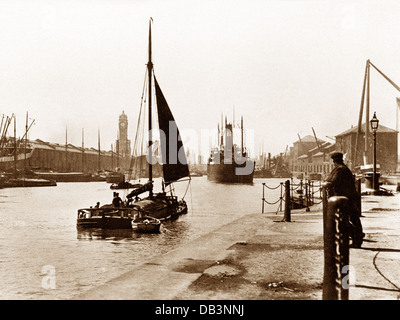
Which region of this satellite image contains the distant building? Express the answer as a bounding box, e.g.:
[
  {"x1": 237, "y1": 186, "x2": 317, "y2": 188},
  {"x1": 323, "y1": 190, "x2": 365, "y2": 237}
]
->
[
  {"x1": 288, "y1": 135, "x2": 326, "y2": 177},
  {"x1": 116, "y1": 111, "x2": 131, "y2": 159},
  {"x1": 289, "y1": 135, "x2": 336, "y2": 180},
  {"x1": 287, "y1": 122, "x2": 398, "y2": 180},
  {"x1": 0, "y1": 111, "x2": 134, "y2": 173},
  {"x1": 0, "y1": 139, "x2": 130, "y2": 173},
  {"x1": 335, "y1": 123, "x2": 398, "y2": 173}
]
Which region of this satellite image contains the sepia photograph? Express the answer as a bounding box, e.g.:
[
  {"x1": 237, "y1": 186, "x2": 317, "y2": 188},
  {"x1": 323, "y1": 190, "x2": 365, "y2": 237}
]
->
[{"x1": 1, "y1": 0, "x2": 400, "y2": 309}]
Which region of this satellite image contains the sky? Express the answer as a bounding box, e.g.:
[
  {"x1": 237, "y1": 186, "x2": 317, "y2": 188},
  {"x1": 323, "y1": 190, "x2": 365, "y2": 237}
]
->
[{"x1": 1, "y1": 0, "x2": 400, "y2": 160}]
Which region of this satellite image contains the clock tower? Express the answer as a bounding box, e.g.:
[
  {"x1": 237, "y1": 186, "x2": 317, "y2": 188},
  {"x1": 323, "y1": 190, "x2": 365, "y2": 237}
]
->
[{"x1": 116, "y1": 111, "x2": 131, "y2": 158}]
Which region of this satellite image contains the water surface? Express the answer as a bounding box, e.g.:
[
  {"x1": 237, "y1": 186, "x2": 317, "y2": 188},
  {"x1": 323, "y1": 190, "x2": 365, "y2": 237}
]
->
[{"x1": 0, "y1": 176, "x2": 286, "y2": 299}]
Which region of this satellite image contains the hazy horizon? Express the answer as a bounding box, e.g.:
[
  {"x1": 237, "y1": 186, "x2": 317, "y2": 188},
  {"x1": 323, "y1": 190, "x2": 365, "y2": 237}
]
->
[{"x1": 1, "y1": 0, "x2": 400, "y2": 159}]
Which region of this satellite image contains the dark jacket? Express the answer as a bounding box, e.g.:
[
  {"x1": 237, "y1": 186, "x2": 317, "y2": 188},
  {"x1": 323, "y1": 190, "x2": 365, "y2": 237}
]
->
[
  {"x1": 112, "y1": 196, "x2": 123, "y2": 207},
  {"x1": 326, "y1": 163, "x2": 357, "y2": 202}
]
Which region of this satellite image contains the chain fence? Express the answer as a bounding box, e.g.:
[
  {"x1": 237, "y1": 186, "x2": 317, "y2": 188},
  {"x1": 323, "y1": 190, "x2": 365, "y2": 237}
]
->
[{"x1": 261, "y1": 179, "x2": 323, "y2": 215}]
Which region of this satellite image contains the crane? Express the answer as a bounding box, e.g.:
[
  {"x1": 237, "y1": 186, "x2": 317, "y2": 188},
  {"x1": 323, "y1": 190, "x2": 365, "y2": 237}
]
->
[
  {"x1": 311, "y1": 127, "x2": 323, "y2": 153},
  {"x1": 297, "y1": 134, "x2": 307, "y2": 156},
  {"x1": 353, "y1": 60, "x2": 400, "y2": 168}
]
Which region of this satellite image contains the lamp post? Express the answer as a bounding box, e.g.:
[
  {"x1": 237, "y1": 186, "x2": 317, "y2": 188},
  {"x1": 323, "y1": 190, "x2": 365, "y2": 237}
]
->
[{"x1": 370, "y1": 112, "x2": 379, "y2": 192}]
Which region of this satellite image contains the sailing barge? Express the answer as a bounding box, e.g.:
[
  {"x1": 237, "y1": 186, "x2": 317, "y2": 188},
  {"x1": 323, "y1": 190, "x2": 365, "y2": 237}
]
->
[{"x1": 77, "y1": 18, "x2": 189, "y2": 229}]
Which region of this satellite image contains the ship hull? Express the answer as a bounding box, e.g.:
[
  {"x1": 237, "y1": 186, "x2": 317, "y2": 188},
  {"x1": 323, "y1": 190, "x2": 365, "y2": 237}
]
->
[
  {"x1": 1, "y1": 178, "x2": 57, "y2": 188},
  {"x1": 129, "y1": 196, "x2": 187, "y2": 222},
  {"x1": 77, "y1": 216, "x2": 133, "y2": 229},
  {"x1": 253, "y1": 169, "x2": 273, "y2": 178},
  {"x1": 207, "y1": 161, "x2": 254, "y2": 184}
]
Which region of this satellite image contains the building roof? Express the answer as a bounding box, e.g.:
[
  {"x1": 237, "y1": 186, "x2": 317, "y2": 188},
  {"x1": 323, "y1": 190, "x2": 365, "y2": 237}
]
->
[
  {"x1": 293, "y1": 135, "x2": 325, "y2": 144},
  {"x1": 312, "y1": 151, "x2": 325, "y2": 158},
  {"x1": 336, "y1": 123, "x2": 398, "y2": 137},
  {"x1": 31, "y1": 139, "x2": 111, "y2": 154},
  {"x1": 306, "y1": 140, "x2": 334, "y2": 155}
]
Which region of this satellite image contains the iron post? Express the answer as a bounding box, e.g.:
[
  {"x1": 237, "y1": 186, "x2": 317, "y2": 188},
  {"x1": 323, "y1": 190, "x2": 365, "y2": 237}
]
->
[
  {"x1": 283, "y1": 180, "x2": 291, "y2": 222},
  {"x1": 323, "y1": 196, "x2": 350, "y2": 300}
]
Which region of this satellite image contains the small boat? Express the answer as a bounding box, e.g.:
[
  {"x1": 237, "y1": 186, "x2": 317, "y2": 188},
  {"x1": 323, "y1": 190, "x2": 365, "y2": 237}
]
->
[
  {"x1": 129, "y1": 194, "x2": 185, "y2": 222},
  {"x1": 131, "y1": 215, "x2": 161, "y2": 233},
  {"x1": 1, "y1": 177, "x2": 57, "y2": 188},
  {"x1": 106, "y1": 171, "x2": 125, "y2": 184},
  {"x1": 189, "y1": 172, "x2": 203, "y2": 177},
  {"x1": 0, "y1": 169, "x2": 57, "y2": 188},
  {"x1": 176, "y1": 199, "x2": 188, "y2": 215},
  {"x1": 253, "y1": 168, "x2": 273, "y2": 178},
  {"x1": 76, "y1": 206, "x2": 135, "y2": 229},
  {"x1": 290, "y1": 195, "x2": 313, "y2": 209},
  {"x1": 110, "y1": 181, "x2": 142, "y2": 190}
]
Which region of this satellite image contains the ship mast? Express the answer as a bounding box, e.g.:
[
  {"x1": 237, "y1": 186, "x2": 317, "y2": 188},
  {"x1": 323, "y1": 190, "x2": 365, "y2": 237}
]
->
[
  {"x1": 24, "y1": 112, "x2": 28, "y2": 179},
  {"x1": 82, "y1": 128, "x2": 85, "y2": 173},
  {"x1": 65, "y1": 126, "x2": 68, "y2": 172},
  {"x1": 13, "y1": 114, "x2": 17, "y2": 178},
  {"x1": 241, "y1": 116, "x2": 244, "y2": 156},
  {"x1": 147, "y1": 18, "x2": 154, "y2": 197},
  {"x1": 98, "y1": 128, "x2": 101, "y2": 172}
]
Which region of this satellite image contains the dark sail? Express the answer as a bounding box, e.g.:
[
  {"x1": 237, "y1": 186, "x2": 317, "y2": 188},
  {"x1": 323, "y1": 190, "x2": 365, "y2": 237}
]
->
[{"x1": 154, "y1": 77, "x2": 189, "y2": 185}]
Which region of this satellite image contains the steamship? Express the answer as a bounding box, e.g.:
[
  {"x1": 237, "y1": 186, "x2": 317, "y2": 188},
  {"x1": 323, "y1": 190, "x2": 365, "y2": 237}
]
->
[{"x1": 207, "y1": 116, "x2": 254, "y2": 184}]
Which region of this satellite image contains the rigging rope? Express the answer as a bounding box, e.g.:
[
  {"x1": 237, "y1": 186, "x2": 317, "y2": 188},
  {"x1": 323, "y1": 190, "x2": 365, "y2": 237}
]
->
[
  {"x1": 182, "y1": 178, "x2": 191, "y2": 200},
  {"x1": 188, "y1": 179, "x2": 194, "y2": 214},
  {"x1": 129, "y1": 68, "x2": 148, "y2": 182}
]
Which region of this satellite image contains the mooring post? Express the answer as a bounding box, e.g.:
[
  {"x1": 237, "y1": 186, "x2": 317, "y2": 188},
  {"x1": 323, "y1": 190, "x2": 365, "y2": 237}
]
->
[
  {"x1": 299, "y1": 180, "x2": 303, "y2": 206},
  {"x1": 305, "y1": 181, "x2": 310, "y2": 212},
  {"x1": 355, "y1": 178, "x2": 362, "y2": 217},
  {"x1": 322, "y1": 183, "x2": 330, "y2": 237},
  {"x1": 323, "y1": 195, "x2": 350, "y2": 300},
  {"x1": 283, "y1": 180, "x2": 291, "y2": 222},
  {"x1": 262, "y1": 183, "x2": 265, "y2": 214},
  {"x1": 311, "y1": 180, "x2": 315, "y2": 204},
  {"x1": 319, "y1": 180, "x2": 323, "y2": 199}
]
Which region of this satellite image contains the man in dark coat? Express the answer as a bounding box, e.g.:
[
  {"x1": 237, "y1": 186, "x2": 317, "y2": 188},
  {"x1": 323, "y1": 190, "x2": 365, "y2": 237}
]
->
[
  {"x1": 112, "y1": 192, "x2": 123, "y2": 208},
  {"x1": 326, "y1": 152, "x2": 364, "y2": 247}
]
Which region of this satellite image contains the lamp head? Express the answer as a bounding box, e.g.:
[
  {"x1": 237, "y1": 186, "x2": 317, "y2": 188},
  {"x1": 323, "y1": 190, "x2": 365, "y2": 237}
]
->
[{"x1": 370, "y1": 112, "x2": 379, "y2": 132}]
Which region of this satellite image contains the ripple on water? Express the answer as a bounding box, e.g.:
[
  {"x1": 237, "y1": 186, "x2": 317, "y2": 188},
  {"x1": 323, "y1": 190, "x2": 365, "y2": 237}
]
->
[{"x1": 0, "y1": 178, "x2": 285, "y2": 299}]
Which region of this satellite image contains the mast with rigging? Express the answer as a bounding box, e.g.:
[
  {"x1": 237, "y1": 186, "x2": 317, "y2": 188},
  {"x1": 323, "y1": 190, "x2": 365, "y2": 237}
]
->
[{"x1": 147, "y1": 18, "x2": 154, "y2": 197}]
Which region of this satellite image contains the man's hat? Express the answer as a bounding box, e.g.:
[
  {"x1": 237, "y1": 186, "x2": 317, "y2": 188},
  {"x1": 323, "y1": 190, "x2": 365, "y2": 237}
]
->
[{"x1": 331, "y1": 152, "x2": 343, "y2": 162}]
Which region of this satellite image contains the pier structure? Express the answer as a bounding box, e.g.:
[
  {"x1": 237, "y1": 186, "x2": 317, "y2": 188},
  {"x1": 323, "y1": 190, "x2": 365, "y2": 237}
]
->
[{"x1": 0, "y1": 111, "x2": 135, "y2": 174}]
